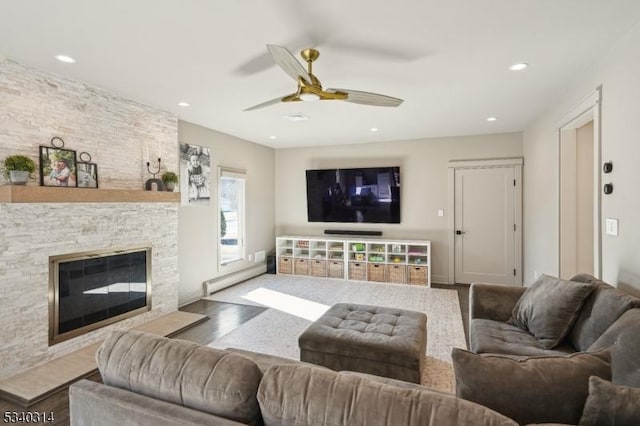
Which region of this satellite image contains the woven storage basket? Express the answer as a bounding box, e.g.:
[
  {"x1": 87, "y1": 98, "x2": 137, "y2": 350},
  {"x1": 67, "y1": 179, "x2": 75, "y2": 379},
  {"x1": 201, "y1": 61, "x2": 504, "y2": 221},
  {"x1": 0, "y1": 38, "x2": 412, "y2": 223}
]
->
[
  {"x1": 310, "y1": 259, "x2": 327, "y2": 277},
  {"x1": 278, "y1": 257, "x2": 293, "y2": 274},
  {"x1": 349, "y1": 262, "x2": 367, "y2": 281},
  {"x1": 328, "y1": 260, "x2": 344, "y2": 278},
  {"x1": 408, "y1": 266, "x2": 428, "y2": 285},
  {"x1": 294, "y1": 258, "x2": 310, "y2": 275},
  {"x1": 386, "y1": 264, "x2": 407, "y2": 284},
  {"x1": 367, "y1": 263, "x2": 386, "y2": 282}
]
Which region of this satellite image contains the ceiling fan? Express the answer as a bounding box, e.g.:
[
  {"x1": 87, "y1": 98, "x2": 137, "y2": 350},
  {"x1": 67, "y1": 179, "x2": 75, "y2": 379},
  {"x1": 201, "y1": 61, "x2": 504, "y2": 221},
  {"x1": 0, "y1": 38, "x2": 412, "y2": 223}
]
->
[{"x1": 244, "y1": 45, "x2": 404, "y2": 111}]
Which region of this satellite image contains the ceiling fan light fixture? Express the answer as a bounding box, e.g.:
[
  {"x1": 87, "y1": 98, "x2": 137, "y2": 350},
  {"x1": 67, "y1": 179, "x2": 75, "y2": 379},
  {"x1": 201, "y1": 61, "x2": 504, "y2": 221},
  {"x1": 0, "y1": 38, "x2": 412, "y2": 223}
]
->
[{"x1": 299, "y1": 93, "x2": 321, "y2": 102}]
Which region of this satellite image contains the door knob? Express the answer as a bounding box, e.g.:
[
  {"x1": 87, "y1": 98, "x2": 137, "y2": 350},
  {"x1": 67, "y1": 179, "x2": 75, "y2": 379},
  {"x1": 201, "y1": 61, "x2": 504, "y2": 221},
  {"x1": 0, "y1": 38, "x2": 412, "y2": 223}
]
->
[{"x1": 456, "y1": 230, "x2": 466, "y2": 235}]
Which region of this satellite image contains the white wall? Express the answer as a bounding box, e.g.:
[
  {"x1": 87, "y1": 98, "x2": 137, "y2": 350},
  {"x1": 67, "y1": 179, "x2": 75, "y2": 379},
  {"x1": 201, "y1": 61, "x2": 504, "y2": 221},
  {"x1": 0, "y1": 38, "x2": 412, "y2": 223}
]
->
[
  {"x1": 523, "y1": 21, "x2": 640, "y2": 294},
  {"x1": 177, "y1": 121, "x2": 275, "y2": 305},
  {"x1": 275, "y1": 133, "x2": 523, "y2": 284}
]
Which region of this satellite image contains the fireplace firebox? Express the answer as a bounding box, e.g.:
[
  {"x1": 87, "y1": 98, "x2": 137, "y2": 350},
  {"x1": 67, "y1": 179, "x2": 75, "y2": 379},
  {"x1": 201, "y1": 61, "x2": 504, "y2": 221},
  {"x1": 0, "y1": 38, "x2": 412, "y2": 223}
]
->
[{"x1": 49, "y1": 247, "x2": 151, "y2": 345}]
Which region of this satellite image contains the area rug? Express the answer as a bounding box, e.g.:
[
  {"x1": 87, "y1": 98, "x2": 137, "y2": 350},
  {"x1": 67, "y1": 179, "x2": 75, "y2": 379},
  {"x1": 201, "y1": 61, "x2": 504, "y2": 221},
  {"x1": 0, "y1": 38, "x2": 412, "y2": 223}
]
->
[{"x1": 204, "y1": 274, "x2": 466, "y2": 393}]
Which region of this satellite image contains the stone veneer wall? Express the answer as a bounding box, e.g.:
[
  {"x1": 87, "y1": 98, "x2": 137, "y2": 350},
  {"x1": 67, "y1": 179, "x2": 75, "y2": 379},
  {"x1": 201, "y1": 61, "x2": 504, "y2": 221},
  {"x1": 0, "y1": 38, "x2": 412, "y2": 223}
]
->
[
  {"x1": 0, "y1": 57, "x2": 178, "y2": 188},
  {"x1": 0, "y1": 58, "x2": 180, "y2": 379},
  {"x1": 0, "y1": 203, "x2": 179, "y2": 379}
]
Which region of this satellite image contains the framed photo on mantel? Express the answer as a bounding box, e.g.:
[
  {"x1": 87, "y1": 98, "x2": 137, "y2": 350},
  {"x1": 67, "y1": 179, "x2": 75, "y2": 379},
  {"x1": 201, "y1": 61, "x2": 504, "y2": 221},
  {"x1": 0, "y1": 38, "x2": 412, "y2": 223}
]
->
[
  {"x1": 39, "y1": 146, "x2": 77, "y2": 187},
  {"x1": 77, "y1": 162, "x2": 98, "y2": 188}
]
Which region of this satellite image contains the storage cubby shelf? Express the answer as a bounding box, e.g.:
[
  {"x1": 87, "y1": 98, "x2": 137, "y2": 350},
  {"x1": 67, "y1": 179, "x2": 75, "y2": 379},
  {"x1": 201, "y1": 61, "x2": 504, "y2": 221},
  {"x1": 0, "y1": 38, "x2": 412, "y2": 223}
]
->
[{"x1": 276, "y1": 236, "x2": 431, "y2": 286}]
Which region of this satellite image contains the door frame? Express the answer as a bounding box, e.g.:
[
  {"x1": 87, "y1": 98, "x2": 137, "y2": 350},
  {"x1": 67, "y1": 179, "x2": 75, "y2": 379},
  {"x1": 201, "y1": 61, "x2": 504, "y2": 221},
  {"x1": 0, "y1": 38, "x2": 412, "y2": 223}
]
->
[
  {"x1": 447, "y1": 158, "x2": 523, "y2": 285},
  {"x1": 557, "y1": 87, "x2": 602, "y2": 279}
]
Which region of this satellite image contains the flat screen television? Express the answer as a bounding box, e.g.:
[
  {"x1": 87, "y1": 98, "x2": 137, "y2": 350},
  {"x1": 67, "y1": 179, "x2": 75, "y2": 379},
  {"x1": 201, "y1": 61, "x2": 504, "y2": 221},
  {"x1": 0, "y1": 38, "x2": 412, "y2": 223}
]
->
[{"x1": 306, "y1": 167, "x2": 400, "y2": 223}]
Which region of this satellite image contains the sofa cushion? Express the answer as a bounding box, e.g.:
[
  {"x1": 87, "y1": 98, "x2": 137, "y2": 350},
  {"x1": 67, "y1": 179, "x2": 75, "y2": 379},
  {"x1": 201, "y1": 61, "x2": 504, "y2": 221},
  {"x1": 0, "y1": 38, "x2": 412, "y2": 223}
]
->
[
  {"x1": 97, "y1": 330, "x2": 263, "y2": 425},
  {"x1": 579, "y1": 376, "x2": 640, "y2": 426},
  {"x1": 470, "y1": 319, "x2": 575, "y2": 356},
  {"x1": 568, "y1": 276, "x2": 640, "y2": 351},
  {"x1": 510, "y1": 274, "x2": 595, "y2": 349},
  {"x1": 452, "y1": 348, "x2": 611, "y2": 426},
  {"x1": 588, "y1": 308, "x2": 640, "y2": 387},
  {"x1": 258, "y1": 364, "x2": 518, "y2": 426}
]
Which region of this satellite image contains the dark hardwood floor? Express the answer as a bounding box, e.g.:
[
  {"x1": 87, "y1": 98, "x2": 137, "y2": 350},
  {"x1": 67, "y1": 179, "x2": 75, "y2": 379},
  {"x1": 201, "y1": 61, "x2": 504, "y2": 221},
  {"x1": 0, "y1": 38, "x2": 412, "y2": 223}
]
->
[
  {"x1": 172, "y1": 300, "x2": 267, "y2": 344},
  {"x1": 0, "y1": 284, "x2": 469, "y2": 425}
]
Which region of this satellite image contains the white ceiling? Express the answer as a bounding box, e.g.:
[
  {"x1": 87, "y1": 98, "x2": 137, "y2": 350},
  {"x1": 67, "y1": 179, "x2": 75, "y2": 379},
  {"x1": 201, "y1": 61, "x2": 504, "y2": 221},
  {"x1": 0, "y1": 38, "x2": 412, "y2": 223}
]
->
[{"x1": 1, "y1": 1, "x2": 640, "y2": 149}]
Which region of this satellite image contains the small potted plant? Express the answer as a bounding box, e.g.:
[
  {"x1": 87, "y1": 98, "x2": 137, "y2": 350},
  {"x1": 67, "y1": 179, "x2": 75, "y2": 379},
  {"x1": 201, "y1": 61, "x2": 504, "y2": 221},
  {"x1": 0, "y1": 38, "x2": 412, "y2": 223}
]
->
[
  {"x1": 161, "y1": 171, "x2": 178, "y2": 192},
  {"x1": 2, "y1": 155, "x2": 36, "y2": 185}
]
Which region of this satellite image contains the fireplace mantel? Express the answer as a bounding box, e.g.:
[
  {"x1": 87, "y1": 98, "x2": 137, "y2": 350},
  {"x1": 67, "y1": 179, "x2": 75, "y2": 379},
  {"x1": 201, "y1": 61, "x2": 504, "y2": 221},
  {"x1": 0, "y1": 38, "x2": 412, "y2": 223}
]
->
[{"x1": 0, "y1": 185, "x2": 180, "y2": 203}]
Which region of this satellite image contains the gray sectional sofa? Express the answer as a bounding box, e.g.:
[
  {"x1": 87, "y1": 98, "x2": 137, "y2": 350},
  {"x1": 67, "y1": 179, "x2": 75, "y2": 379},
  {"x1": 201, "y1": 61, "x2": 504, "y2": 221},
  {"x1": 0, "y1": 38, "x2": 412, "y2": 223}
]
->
[
  {"x1": 469, "y1": 273, "x2": 640, "y2": 383},
  {"x1": 465, "y1": 273, "x2": 640, "y2": 424},
  {"x1": 69, "y1": 273, "x2": 640, "y2": 426},
  {"x1": 70, "y1": 330, "x2": 519, "y2": 426}
]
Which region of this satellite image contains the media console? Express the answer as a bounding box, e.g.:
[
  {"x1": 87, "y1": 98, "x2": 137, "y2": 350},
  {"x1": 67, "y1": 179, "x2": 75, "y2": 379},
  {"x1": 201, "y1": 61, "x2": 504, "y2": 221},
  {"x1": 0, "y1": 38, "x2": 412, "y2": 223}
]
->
[{"x1": 275, "y1": 236, "x2": 431, "y2": 286}]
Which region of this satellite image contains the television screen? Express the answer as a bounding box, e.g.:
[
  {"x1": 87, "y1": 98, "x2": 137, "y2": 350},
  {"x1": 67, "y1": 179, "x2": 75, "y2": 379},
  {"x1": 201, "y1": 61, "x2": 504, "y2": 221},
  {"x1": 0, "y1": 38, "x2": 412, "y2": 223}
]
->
[{"x1": 306, "y1": 167, "x2": 400, "y2": 223}]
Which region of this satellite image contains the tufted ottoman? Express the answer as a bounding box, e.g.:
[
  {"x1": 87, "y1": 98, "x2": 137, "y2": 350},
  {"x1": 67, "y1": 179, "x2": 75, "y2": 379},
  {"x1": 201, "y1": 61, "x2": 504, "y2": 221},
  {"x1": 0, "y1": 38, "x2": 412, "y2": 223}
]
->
[{"x1": 298, "y1": 303, "x2": 427, "y2": 383}]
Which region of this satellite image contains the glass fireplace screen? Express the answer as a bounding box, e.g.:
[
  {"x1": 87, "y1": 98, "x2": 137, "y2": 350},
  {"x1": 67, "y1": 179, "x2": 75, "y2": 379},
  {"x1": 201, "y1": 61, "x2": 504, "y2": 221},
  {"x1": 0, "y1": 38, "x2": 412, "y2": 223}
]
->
[{"x1": 49, "y1": 247, "x2": 151, "y2": 345}]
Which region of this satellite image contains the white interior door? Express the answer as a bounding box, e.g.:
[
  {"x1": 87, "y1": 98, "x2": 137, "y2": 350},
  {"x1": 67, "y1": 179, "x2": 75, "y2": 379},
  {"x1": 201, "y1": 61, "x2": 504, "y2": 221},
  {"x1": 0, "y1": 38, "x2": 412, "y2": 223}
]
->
[{"x1": 454, "y1": 166, "x2": 517, "y2": 284}]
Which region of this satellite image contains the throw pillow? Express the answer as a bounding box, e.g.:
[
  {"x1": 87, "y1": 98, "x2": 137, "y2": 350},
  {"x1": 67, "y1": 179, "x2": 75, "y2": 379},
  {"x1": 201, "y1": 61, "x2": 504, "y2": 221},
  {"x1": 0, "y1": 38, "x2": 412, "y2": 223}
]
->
[
  {"x1": 509, "y1": 274, "x2": 595, "y2": 349},
  {"x1": 452, "y1": 348, "x2": 611, "y2": 426},
  {"x1": 579, "y1": 376, "x2": 640, "y2": 426}
]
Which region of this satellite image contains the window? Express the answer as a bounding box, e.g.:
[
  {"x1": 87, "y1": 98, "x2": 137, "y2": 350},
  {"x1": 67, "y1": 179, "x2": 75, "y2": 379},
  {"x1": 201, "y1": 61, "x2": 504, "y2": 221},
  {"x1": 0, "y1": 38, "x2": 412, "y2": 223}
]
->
[{"x1": 219, "y1": 167, "x2": 246, "y2": 268}]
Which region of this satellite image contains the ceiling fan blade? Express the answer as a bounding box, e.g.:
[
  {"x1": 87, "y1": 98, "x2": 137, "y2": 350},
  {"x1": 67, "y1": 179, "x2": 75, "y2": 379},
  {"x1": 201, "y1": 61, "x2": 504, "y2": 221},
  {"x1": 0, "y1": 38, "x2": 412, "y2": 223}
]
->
[
  {"x1": 329, "y1": 89, "x2": 404, "y2": 107},
  {"x1": 243, "y1": 96, "x2": 285, "y2": 111},
  {"x1": 267, "y1": 44, "x2": 312, "y2": 83}
]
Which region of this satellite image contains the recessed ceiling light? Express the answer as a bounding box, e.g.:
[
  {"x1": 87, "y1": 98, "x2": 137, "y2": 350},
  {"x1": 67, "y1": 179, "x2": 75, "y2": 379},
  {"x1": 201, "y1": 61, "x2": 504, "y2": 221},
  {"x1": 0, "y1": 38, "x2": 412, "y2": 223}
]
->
[
  {"x1": 509, "y1": 62, "x2": 528, "y2": 71},
  {"x1": 55, "y1": 55, "x2": 76, "y2": 64},
  {"x1": 370, "y1": 127, "x2": 379, "y2": 132},
  {"x1": 281, "y1": 113, "x2": 309, "y2": 122},
  {"x1": 269, "y1": 135, "x2": 277, "y2": 140},
  {"x1": 178, "y1": 102, "x2": 190, "y2": 107},
  {"x1": 487, "y1": 117, "x2": 498, "y2": 122}
]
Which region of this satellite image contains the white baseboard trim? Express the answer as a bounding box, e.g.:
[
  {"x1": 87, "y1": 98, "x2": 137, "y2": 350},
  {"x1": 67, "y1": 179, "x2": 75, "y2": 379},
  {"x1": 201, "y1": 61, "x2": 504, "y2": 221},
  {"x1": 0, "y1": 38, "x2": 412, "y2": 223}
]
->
[
  {"x1": 178, "y1": 289, "x2": 206, "y2": 307},
  {"x1": 432, "y1": 274, "x2": 450, "y2": 285},
  {"x1": 202, "y1": 264, "x2": 266, "y2": 296}
]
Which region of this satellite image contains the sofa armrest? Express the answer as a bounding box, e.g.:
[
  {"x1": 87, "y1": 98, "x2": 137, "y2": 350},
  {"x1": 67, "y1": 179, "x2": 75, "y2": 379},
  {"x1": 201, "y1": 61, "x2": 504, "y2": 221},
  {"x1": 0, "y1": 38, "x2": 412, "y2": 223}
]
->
[
  {"x1": 69, "y1": 380, "x2": 246, "y2": 426},
  {"x1": 470, "y1": 283, "x2": 526, "y2": 322}
]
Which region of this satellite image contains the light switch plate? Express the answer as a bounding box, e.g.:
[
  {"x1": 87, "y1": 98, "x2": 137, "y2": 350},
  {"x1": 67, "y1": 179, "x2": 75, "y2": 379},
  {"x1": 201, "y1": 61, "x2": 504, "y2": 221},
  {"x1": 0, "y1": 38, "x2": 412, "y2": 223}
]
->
[
  {"x1": 606, "y1": 218, "x2": 619, "y2": 236},
  {"x1": 437, "y1": 209, "x2": 444, "y2": 217}
]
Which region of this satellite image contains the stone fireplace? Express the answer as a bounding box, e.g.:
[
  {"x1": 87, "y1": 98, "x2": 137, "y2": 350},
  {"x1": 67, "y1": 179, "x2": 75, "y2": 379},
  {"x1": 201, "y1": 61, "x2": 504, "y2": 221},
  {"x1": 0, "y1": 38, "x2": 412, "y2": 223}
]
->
[
  {"x1": 49, "y1": 247, "x2": 152, "y2": 345},
  {"x1": 0, "y1": 57, "x2": 180, "y2": 381},
  {"x1": 0, "y1": 194, "x2": 179, "y2": 380}
]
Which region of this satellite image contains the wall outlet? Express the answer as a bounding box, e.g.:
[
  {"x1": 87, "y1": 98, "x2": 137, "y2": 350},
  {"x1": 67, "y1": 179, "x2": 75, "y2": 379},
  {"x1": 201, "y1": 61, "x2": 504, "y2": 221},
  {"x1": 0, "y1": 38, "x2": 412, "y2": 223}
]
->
[
  {"x1": 437, "y1": 209, "x2": 445, "y2": 217},
  {"x1": 255, "y1": 250, "x2": 265, "y2": 262}
]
